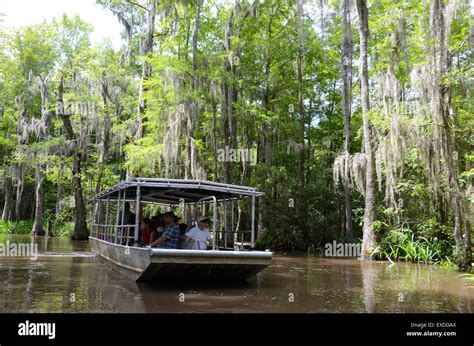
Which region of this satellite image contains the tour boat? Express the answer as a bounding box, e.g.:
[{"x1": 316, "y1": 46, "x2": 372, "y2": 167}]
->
[{"x1": 89, "y1": 178, "x2": 273, "y2": 282}]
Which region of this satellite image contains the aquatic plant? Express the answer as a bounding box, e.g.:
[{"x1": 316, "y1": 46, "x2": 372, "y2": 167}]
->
[
  {"x1": 375, "y1": 228, "x2": 453, "y2": 264},
  {"x1": 52, "y1": 222, "x2": 75, "y2": 237}
]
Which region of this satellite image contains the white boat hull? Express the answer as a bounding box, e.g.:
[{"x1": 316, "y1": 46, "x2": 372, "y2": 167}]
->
[{"x1": 89, "y1": 237, "x2": 272, "y2": 283}]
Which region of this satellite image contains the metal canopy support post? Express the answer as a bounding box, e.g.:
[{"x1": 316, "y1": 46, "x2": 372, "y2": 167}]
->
[
  {"x1": 89, "y1": 200, "x2": 98, "y2": 237},
  {"x1": 134, "y1": 185, "x2": 140, "y2": 244},
  {"x1": 251, "y1": 195, "x2": 256, "y2": 248},
  {"x1": 232, "y1": 199, "x2": 236, "y2": 246},
  {"x1": 97, "y1": 201, "x2": 103, "y2": 238},
  {"x1": 115, "y1": 189, "x2": 122, "y2": 244},
  {"x1": 105, "y1": 195, "x2": 110, "y2": 241},
  {"x1": 179, "y1": 198, "x2": 186, "y2": 223},
  {"x1": 98, "y1": 200, "x2": 103, "y2": 223},
  {"x1": 224, "y1": 201, "x2": 228, "y2": 249},
  {"x1": 91, "y1": 201, "x2": 97, "y2": 237},
  {"x1": 193, "y1": 204, "x2": 198, "y2": 227},
  {"x1": 97, "y1": 201, "x2": 103, "y2": 237},
  {"x1": 212, "y1": 196, "x2": 217, "y2": 250},
  {"x1": 231, "y1": 199, "x2": 234, "y2": 232},
  {"x1": 121, "y1": 188, "x2": 127, "y2": 244}
]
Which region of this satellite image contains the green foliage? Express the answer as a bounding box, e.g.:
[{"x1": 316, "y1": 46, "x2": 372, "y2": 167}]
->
[
  {"x1": 371, "y1": 220, "x2": 389, "y2": 235},
  {"x1": 254, "y1": 230, "x2": 273, "y2": 250},
  {"x1": 416, "y1": 218, "x2": 452, "y2": 241},
  {"x1": 375, "y1": 227, "x2": 454, "y2": 264},
  {"x1": 0, "y1": 220, "x2": 34, "y2": 234},
  {"x1": 53, "y1": 222, "x2": 75, "y2": 237},
  {"x1": 0, "y1": 220, "x2": 14, "y2": 233}
]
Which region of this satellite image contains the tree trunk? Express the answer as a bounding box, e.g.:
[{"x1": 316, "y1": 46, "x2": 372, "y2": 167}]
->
[
  {"x1": 1, "y1": 174, "x2": 12, "y2": 221},
  {"x1": 296, "y1": 0, "x2": 309, "y2": 246},
  {"x1": 211, "y1": 83, "x2": 218, "y2": 179},
  {"x1": 186, "y1": 0, "x2": 202, "y2": 180},
  {"x1": 55, "y1": 163, "x2": 64, "y2": 219},
  {"x1": 429, "y1": 0, "x2": 471, "y2": 270},
  {"x1": 356, "y1": 0, "x2": 377, "y2": 258},
  {"x1": 31, "y1": 164, "x2": 45, "y2": 236},
  {"x1": 12, "y1": 164, "x2": 25, "y2": 221},
  {"x1": 96, "y1": 76, "x2": 111, "y2": 194},
  {"x1": 296, "y1": 0, "x2": 305, "y2": 193},
  {"x1": 135, "y1": 0, "x2": 158, "y2": 139},
  {"x1": 221, "y1": 6, "x2": 237, "y2": 184},
  {"x1": 14, "y1": 97, "x2": 28, "y2": 221},
  {"x1": 256, "y1": 8, "x2": 277, "y2": 240},
  {"x1": 341, "y1": 0, "x2": 353, "y2": 239},
  {"x1": 30, "y1": 73, "x2": 52, "y2": 234},
  {"x1": 71, "y1": 151, "x2": 88, "y2": 240},
  {"x1": 57, "y1": 76, "x2": 88, "y2": 240}
]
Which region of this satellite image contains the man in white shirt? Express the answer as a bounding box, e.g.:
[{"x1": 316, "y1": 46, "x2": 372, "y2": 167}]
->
[{"x1": 184, "y1": 217, "x2": 212, "y2": 250}]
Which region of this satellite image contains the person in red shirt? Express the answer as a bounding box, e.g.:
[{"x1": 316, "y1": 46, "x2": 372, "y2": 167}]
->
[{"x1": 140, "y1": 218, "x2": 155, "y2": 247}]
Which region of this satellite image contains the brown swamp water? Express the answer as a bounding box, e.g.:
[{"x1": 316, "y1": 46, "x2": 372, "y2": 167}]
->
[{"x1": 0, "y1": 235, "x2": 472, "y2": 313}]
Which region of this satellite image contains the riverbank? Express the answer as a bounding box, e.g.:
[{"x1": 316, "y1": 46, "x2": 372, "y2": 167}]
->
[{"x1": 0, "y1": 220, "x2": 75, "y2": 237}]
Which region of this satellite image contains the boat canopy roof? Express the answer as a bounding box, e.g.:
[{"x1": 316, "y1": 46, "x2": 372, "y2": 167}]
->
[{"x1": 93, "y1": 178, "x2": 264, "y2": 205}]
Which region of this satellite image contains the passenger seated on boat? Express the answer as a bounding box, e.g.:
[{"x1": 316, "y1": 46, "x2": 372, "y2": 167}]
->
[
  {"x1": 183, "y1": 217, "x2": 212, "y2": 250},
  {"x1": 151, "y1": 214, "x2": 164, "y2": 239},
  {"x1": 179, "y1": 223, "x2": 188, "y2": 236},
  {"x1": 119, "y1": 202, "x2": 136, "y2": 225},
  {"x1": 150, "y1": 211, "x2": 181, "y2": 249},
  {"x1": 140, "y1": 218, "x2": 154, "y2": 247},
  {"x1": 118, "y1": 202, "x2": 136, "y2": 244},
  {"x1": 173, "y1": 213, "x2": 182, "y2": 225}
]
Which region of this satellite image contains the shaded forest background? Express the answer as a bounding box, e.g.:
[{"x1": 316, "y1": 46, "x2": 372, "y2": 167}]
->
[{"x1": 0, "y1": 0, "x2": 472, "y2": 269}]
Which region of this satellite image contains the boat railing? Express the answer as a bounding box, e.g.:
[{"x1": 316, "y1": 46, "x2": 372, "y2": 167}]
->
[
  {"x1": 91, "y1": 223, "x2": 137, "y2": 245},
  {"x1": 90, "y1": 222, "x2": 255, "y2": 250},
  {"x1": 210, "y1": 229, "x2": 253, "y2": 250}
]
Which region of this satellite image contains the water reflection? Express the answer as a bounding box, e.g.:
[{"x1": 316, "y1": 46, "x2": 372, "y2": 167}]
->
[
  {"x1": 0, "y1": 235, "x2": 472, "y2": 313},
  {"x1": 361, "y1": 261, "x2": 375, "y2": 313}
]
